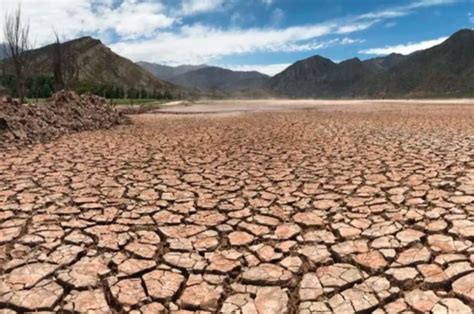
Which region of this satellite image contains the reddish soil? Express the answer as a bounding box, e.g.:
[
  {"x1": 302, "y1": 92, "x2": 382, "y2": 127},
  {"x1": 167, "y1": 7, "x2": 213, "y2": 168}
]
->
[
  {"x1": 1, "y1": 103, "x2": 474, "y2": 313},
  {"x1": 0, "y1": 91, "x2": 129, "y2": 149}
]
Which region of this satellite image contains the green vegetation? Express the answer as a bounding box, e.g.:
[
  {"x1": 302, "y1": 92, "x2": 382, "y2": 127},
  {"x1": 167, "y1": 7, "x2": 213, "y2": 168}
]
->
[
  {"x1": 1, "y1": 75, "x2": 55, "y2": 99},
  {"x1": 0, "y1": 75, "x2": 175, "y2": 100},
  {"x1": 76, "y1": 81, "x2": 174, "y2": 100},
  {"x1": 23, "y1": 98, "x2": 171, "y2": 106}
]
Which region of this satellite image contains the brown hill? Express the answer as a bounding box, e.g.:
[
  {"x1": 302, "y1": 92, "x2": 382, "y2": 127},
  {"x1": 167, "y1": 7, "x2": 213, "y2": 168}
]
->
[{"x1": 3, "y1": 37, "x2": 179, "y2": 94}]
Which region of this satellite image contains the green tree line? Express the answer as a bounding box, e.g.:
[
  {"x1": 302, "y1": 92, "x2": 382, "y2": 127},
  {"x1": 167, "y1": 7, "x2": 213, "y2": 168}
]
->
[
  {"x1": 0, "y1": 75, "x2": 174, "y2": 100},
  {"x1": 76, "y1": 81, "x2": 174, "y2": 100},
  {"x1": 1, "y1": 74, "x2": 54, "y2": 98}
]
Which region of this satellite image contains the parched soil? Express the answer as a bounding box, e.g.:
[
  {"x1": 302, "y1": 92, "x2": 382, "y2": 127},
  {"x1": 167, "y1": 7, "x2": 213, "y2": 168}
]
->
[{"x1": 1, "y1": 103, "x2": 474, "y2": 313}]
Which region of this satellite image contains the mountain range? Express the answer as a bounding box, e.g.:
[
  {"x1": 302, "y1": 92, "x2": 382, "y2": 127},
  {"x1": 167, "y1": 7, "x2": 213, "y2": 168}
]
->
[
  {"x1": 169, "y1": 66, "x2": 269, "y2": 92},
  {"x1": 266, "y1": 54, "x2": 406, "y2": 98},
  {"x1": 354, "y1": 29, "x2": 474, "y2": 97},
  {"x1": 137, "y1": 29, "x2": 473, "y2": 98},
  {"x1": 136, "y1": 62, "x2": 208, "y2": 81},
  {"x1": 267, "y1": 29, "x2": 474, "y2": 98},
  {"x1": 137, "y1": 63, "x2": 270, "y2": 93},
  {"x1": 1, "y1": 28, "x2": 473, "y2": 98}
]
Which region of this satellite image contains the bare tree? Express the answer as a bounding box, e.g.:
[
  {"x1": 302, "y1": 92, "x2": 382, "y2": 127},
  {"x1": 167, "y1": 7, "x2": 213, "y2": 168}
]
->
[
  {"x1": 1, "y1": 49, "x2": 6, "y2": 89},
  {"x1": 52, "y1": 32, "x2": 64, "y2": 91},
  {"x1": 52, "y1": 32, "x2": 79, "y2": 92},
  {"x1": 3, "y1": 5, "x2": 31, "y2": 104}
]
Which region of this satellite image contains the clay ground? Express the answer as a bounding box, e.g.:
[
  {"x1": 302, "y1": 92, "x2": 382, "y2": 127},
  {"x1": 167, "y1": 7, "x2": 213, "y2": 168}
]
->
[{"x1": 1, "y1": 100, "x2": 474, "y2": 313}]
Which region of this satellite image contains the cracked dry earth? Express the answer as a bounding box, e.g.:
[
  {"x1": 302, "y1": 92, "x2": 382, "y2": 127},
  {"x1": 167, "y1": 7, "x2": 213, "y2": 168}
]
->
[{"x1": 1, "y1": 105, "x2": 474, "y2": 314}]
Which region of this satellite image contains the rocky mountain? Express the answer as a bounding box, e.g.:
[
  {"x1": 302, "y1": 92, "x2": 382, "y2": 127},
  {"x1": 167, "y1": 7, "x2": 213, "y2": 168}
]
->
[
  {"x1": 137, "y1": 62, "x2": 208, "y2": 81},
  {"x1": 3, "y1": 37, "x2": 178, "y2": 93},
  {"x1": 168, "y1": 66, "x2": 270, "y2": 93},
  {"x1": 268, "y1": 29, "x2": 474, "y2": 98},
  {"x1": 267, "y1": 56, "x2": 379, "y2": 98},
  {"x1": 137, "y1": 61, "x2": 270, "y2": 95},
  {"x1": 357, "y1": 29, "x2": 474, "y2": 97},
  {"x1": 363, "y1": 53, "x2": 406, "y2": 72},
  {"x1": 138, "y1": 62, "x2": 271, "y2": 93}
]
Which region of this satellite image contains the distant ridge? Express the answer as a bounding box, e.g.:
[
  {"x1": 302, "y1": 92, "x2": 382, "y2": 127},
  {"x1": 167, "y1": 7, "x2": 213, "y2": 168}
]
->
[
  {"x1": 267, "y1": 29, "x2": 474, "y2": 98},
  {"x1": 138, "y1": 62, "x2": 270, "y2": 93},
  {"x1": 137, "y1": 62, "x2": 208, "y2": 81},
  {"x1": 168, "y1": 66, "x2": 270, "y2": 92}
]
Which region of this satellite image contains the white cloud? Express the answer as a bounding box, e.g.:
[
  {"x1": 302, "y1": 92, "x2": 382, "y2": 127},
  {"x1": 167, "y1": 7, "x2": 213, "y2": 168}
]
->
[
  {"x1": 340, "y1": 37, "x2": 365, "y2": 45},
  {"x1": 359, "y1": 36, "x2": 448, "y2": 55},
  {"x1": 107, "y1": 0, "x2": 455, "y2": 65},
  {"x1": 469, "y1": 12, "x2": 474, "y2": 23},
  {"x1": 336, "y1": 21, "x2": 378, "y2": 34},
  {"x1": 410, "y1": 0, "x2": 459, "y2": 8},
  {"x1": 107, "y1": 1, "x2": 175, "y2": 39},
  {"x1": 0, "y1": 0, "x2": 176, "y2": 44},
  {"x1": 355, "y1": 0, "x2": 458, "y2": 21},
  {"x1": 110, "y1": 23, "x2": 332, "y2": 64},
  {"x1": 179, "y1": 0, "x2": 224, "y2": 16},
  {"x1": 0, "y1": 0, "x2": 230, "y2": 44},
  {"x1": 110, "y1": 20, "x2": 372, "y2": 65},
  {"x1": 224, "y1": 63, "x2": 291, "y2": 76}
]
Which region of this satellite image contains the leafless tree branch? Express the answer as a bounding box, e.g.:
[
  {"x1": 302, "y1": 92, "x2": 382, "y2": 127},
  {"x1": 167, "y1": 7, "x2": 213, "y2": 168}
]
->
[
  {"x1": 52, "y1": 32, "x2": 79, "y2": 92},
  {"x1": 3, "y1": 5, "x2": 31, "y2": 104}
]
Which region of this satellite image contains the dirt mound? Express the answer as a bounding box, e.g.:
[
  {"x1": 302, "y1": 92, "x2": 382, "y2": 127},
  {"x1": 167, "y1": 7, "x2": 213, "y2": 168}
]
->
[{"x1": 0, "y1": 91, "x2": 130, "y2": 149}]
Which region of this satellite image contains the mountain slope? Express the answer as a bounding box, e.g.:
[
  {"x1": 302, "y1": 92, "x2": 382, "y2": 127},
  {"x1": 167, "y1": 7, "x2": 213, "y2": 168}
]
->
[
  {"x1": 268, "y1": 29, "x2": 474, "y2": 98},
  {"x1": 363, "y1": 53, "x2": 406, "y2": 72},
  {"x1": 15, "y1": 37, "x2": 177, "y2": 92},
  {"x1": 137, "y1": 62, "x2": 208, "y2": 81},
  {"x1": 267, "y1": 56, "x2": 378, "y2": 98},
  {"x1": 358, "y1": 29, "x2": 474, "y2": 97},
  {"x1": 167, "y1": 66, "x2": 270, "y2": 92}
]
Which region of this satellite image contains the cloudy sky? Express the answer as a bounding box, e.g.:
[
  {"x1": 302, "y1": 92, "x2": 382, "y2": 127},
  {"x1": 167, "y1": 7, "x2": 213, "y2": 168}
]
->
[{"x1": 1, "y1": 0, "x2": 473, "y2": 75}]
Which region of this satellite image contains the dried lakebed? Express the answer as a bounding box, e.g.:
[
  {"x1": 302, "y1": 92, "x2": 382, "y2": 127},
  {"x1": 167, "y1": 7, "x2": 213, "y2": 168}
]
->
[{"x1": 1, "y1": 103, "x2": 474, "y2": 313}]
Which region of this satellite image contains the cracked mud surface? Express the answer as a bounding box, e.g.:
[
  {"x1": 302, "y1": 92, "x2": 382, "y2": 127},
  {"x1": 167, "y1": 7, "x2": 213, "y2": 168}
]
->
[{"x1": 1, "y1": 104, "x2": 474, "y2": 313}]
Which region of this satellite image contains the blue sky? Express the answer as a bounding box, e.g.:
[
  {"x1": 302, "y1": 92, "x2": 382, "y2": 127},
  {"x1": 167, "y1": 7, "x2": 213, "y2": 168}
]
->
[{"x1": 1, "y1": 0, "x2": 473, "y2": 74}]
